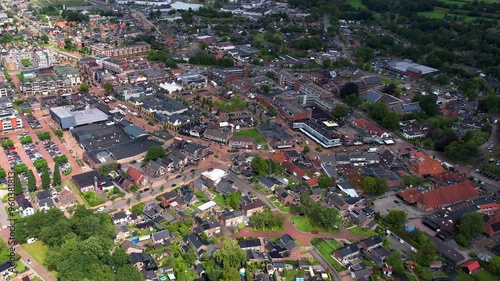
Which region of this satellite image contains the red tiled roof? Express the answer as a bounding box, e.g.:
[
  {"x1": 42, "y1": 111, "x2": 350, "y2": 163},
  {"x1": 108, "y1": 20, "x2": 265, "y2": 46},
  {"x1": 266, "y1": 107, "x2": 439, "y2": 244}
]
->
[
  {"x1": 306, "y1": 178, "x2": 319, "y2": 186},
  {"x1": 409, "y1": 152, "x2": 446, "y2": 177},
  {"x1": 353, "y1": 119, "x2": 388, "y2": 137},
  {"x1": 126, "y1": 166, "x2": 144, "y2": 182},
  {"x1": 461, "y1": 260, "x2": 480, "y2": 272},
  {"x1": 282, "y1": 161, "x2": 306, "y2": 177},
  {"x1": 271, "y1": 153, "x2": 287, "y2": 163},
  {"x1": 423, "y1": 181, "x2": 477, "y2": 209},
  {"x1": 398, "y1": 188, "x2": 421, "y2": 204}
]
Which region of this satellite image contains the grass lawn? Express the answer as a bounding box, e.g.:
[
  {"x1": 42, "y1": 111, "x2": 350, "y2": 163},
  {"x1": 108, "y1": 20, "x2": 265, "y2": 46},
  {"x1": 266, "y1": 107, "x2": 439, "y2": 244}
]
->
[
  {"x1": 310, "y1": 238, "x2": 345, "y2": 272},
  {"x1": 82, "y1": 191, "x2": 106, "y2": 207},
  {"x1": 290, "y1": 216, "x2": 339, "y2": 234},
  {"x1": 473, "y1": 269, "x2": 498, "y2": 281},
  {"x1": 233, "y1": 129, "x2": 267, "y2": 144},
  {"x1": 406, "y1": 273, "x2": 418, "y2": 281},
  {"x1": 36, "y1": 0, "x2": 88, "y2": 7},
  {"x1": 348, "y1": 226, "x2": 377, "y2": 237},
  {"x1": 380, "y1": 77, "x2": 402, "y2": 86},
  {"x1": 273, "y1": 201, "x2": 291, "y2": 213},
  {"x1": 349, "y1": 0, "x2": 367, "y2": 9},
  {"x1": 213, "y1": 194, "x2": 225, "y2": 206},
  {"x1": 254, "y1": 33, "x2": 265, "y2": 42},
  {"x1": 22, "y1": 241, "x2": 49, "y2": 265},
  {"x1": 438, "y1": 0, "x2": 466, "y2": 6}
]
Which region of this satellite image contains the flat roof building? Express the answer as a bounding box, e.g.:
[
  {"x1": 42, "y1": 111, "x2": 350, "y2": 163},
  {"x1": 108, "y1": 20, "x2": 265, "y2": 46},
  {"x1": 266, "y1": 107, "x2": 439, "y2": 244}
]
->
[{"x1": 50, "y1": 106, "x2": 109, "y2": 130}]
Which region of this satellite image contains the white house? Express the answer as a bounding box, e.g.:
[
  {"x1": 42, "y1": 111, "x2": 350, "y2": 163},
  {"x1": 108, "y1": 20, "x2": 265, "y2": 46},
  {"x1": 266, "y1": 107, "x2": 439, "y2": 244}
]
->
[{"x1": 111, "y1": 211, "x2": 129, "y2": 225}]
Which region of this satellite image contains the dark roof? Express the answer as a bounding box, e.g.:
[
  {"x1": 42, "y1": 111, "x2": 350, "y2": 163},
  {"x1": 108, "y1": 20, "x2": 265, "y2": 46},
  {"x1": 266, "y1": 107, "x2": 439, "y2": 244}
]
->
[
  {"x1": 361, "y1": 235, "x2": 383, "y2": 248},
  {"x1": 222, "y1": 210, "x2": 244, "y2": 220},
  {"x1": 36, "y1": 190, "x2": 52, "y2": 200},
  {"x1": 336, "y1": 244, "x2": 361, "y2": 257},
  {"x1": 152, "y1": 230, "x2": 170, "y2": 242},
  {"x1": 238, "y1": 238, "x2": 261, "y2": 249},
  {"x1": 112, "y1": 211, "x2": 127, "y2": 220},
  {"x1": 184, "y1": 233, "x2": 207, "y2": 249},
  {"x1": 0, "y1": 261, "x2": 13, "y2": 272}
]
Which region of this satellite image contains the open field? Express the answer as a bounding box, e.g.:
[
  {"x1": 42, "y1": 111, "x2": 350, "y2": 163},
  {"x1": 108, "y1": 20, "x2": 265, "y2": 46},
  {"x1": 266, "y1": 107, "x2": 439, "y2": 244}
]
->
[
  {"x1": 290, "y1": 216, "x2": 339, "y2": 234},
  {"x1": 349, "y1": 0, "x2": 367, "y2": 9},
  {"x1": 418, "y1": 11, "x2": 478, "y2": 21},
  {"x1": 233, "y1": 129, "x2": 267, "y2": 144},
  {"x1": 438, "y1": 0, "x2": 466, "y2": 7},
  {"x1": 36, "y1": 0, "x2": 88, "y2": 7}
]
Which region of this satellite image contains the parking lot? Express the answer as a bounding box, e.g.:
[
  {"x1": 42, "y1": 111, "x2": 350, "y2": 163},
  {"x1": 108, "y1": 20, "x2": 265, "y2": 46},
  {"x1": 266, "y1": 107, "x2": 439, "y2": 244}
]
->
[{"x1": 372, "y1": 193, "x2": 425, "y2": 219}]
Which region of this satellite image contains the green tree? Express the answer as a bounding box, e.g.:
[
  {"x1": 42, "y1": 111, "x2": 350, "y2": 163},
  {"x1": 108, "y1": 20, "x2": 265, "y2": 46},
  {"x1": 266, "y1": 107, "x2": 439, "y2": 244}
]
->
[
  {"x1": 144, "y1": 146, "x2": 166, "y2": 162},
  {"x1": 414, "y1": 239, "x2": 436, "y2": 266},
  {"x1": 40, "y1": 34, "x2": 49, "y2": 43},
  {"x1": 250, "y1": 156, "x2": 269, "y2": 176},
  {"x1": 214, "y1": 238, "x2": 247, "y2": 269},
  {"x1": 384, "y1": 210, "x2": 407, "y2": 228},
  {"x1": 103, "y1": 82, "x2": 114, "y2": 95},
  {"x1": 318, "y1": 174, "x2": 333, "y2": 188},
  {"x1": 0, "y1": 168, "x2": 6, "y2": 178},
  {"x1": 303, "y1": 146, "x2": 310, "y2": 154},
  {"x1": 37, "y1": 131, "x2": 51, "y2": 141},
  {"x1": 381, "y1": 112, "x2": 400, "y2": 130},
  {"x1": 54, "y1": 130, "x2": 64, "y2": 138},
  {"x1": 41, "y1": 167, "x2": 51, "y2": 189},
  {"x1": 386, "y1": 251, "x2": 405, "y2": 276},
  {"x1": 116, "y1": 264, "x2": 143, "y2": 281},
  {"x1": 361, "y1": 176, "x2": 388, "y2": 195},
  {"x1": 130, "y1": 202, "x2": 144, "y2": 215},
  {"x1": 490, "y1": 256, "x2": 500, "y2": 275},
  {"x1": 52, "y1": 164, "x2": 61, "y2": 186},
  {"x1": 225, "y1": 191, "x2": 242, "y2": 210},
  {"x1": 14, "y1": 173, "x2": 23, "y2": 196},
  {"x1": 221, "y1": 267, "x2": 240, "y2": 281},
  {"x1": 27, "y1": 170, "x2": 37, "y2": 192},
  {"x1": 458, "y1": 212, "x2": 485, "y2": 241},
  {"x1": 331, "y1": 104, "x2": 348, "y2": 118},
  {"x1": 185, "y1": 246, "x2": 198, "y2": 265}
]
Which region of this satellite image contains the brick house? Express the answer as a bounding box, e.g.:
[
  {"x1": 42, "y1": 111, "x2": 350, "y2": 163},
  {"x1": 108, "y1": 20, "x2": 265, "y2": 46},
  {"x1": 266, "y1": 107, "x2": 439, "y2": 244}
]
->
[
  {"x1": 242, "y1": 200, "x2": 264, "y2": 216},
  {"x1": 126, "y1": 166, "x2": 149, "y2": 186}
]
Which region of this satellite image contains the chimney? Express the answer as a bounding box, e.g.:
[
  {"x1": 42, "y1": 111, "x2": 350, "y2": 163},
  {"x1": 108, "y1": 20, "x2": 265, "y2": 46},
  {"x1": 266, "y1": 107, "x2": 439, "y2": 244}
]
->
[{"x1": 94, "y1": 176, "x2": 98, "y2": 191}]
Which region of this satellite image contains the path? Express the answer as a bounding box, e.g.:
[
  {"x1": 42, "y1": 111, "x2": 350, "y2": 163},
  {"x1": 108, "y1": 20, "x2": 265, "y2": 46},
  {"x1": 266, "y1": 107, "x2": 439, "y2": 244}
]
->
[{"x1": 0, "y1": 228, "x2": 56, "y2": 281}]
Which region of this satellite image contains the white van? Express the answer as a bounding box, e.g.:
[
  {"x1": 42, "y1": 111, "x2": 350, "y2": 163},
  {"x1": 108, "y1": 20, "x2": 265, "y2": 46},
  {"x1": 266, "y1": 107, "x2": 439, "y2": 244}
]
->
[{"x1": 27, "y1": 238, "x2": 37, "y2": 244}]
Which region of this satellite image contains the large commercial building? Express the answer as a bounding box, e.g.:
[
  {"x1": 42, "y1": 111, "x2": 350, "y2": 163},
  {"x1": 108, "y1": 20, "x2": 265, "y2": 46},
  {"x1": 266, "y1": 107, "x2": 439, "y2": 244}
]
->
[
  {"x1": 50, "y1": 106, "x2": 109, "y2": 130},
  {"x1": 19, "y1": 65, "x2": 81, "y2": 96},
  {"x1": 90, "y1": 42, "x2": 151, "y2": 57},
  {"x1": 383, "y1": 59, "x2": 438, "y2": 79}
]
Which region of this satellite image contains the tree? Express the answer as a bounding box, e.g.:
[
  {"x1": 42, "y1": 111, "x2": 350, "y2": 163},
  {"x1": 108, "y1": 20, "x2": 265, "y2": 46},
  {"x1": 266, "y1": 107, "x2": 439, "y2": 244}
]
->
[
  {"x1": 37, "y1": 131, "x2": 51, "y2": 141},
  {"x1": 41, "y1": 167, "x2": 51, "y2": 189},
  {"x1": 185, "y1": 246, "x2": 198, "y2": 265},
  {"x1": 214, "y1": 238, "x2": 247, "y2": 269},
  {"x1": 414, "y1": 239, "x2": 436, "y2": 266},
  {"x1": 340, "y1": 82, "x2": 359, "y2": 99},
  {"x1": 144, "y1": 146, "x2": 166, "y2": 162},
  {"x1": 40, "y1": 34, "x2": 49, "y2": 43},
  {"x1": 52, "y1": 164, "x2": 61, "y2": 186},
  {"x1": 490, "y1": 256, "x2": 500, "y2": 276},
  {"x1": 14, "y1": 173, "x2": 23, "y2": 196},
  {"x1": 331, "y1": 104, "x2": 348, "y2": 118},
  {"x1": 382, "y1": 112, "x2": 400, "y2": 130},
  {"x1": 249, "y1": 209, "x2": 284, "y2": 230},
  {"x1": 260, "y1": 85, "x2": 270, "y2": 93},
  {"x1": 361, "y1": 176, "x2": 388, "y2": 196},
  {"x1": 318, "y1": 175, "x2": 333, "y2": 188},
  {"x1": 79, "y1": 83, "x2": 89, "y2": 92},
  {"x1": 27, "y1": 170, "x2": 36, "y2": 192},
  {"x1": 0, "y1": 168, "x2": 6, "y2": 179},
  {"x1": 386, "y1": 251, "x2": 405, "y2": 276},
  {"x1": 458, "y1": 212, "x2": 485, "y2": 241},
  {"x1": 250, "y1": 156, "x2": 269, "y2": 176},
  {"x1": 103, "y1": 82, "x2": 114, "y2": 95},
  {"x1": 303, "y1": 146, "x2": 310, "y2": 154},
  {"x1": 225, "y1": 191, "x2": 242, "y2": 210},
  {"x1": 384, "y1": 210, "x2": 407, "y2": 228},
  {"x1": 221, "y1": 267, "x2": 240, "y2": 281}
]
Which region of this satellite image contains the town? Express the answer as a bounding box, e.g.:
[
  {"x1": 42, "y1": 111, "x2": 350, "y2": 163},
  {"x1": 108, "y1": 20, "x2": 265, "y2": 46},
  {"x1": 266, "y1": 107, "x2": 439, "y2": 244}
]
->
[{"x1": 0, "y1": 0, "x2": 499, "y2": 281}]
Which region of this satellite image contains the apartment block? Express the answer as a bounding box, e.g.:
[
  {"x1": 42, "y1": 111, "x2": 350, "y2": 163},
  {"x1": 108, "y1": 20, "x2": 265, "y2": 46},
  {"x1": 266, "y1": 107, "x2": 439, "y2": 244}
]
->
[
  {"x1": 90, "y1": 42, "x2": 151, "y2": 57},
  {"x1": 20, "y1": 65, "x2": 81, "y2": 96}
]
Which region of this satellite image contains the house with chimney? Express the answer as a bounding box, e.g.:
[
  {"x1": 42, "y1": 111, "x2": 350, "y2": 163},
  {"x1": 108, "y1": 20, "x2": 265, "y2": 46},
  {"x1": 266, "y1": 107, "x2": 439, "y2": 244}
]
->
[
  {"x1": 72, "y1": 170, "x2": 114, "y2": 192},
  {"x1": 242, "y1": 200, "x2": 264, "y2": 216}
]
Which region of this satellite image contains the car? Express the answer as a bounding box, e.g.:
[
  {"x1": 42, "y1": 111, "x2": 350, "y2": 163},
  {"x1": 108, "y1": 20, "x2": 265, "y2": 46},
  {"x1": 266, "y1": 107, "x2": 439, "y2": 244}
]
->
[
  {"x1": 190, "y1": 169, "x2": 195, "y2": 173},
  {"x1": 394, "y1": 200, "x2": 400, "y2": 204},
  {"x1": 311, "y1": 230, "x2": 319, "y2": 234},
  {"x1": 26, "y1": 259, "x2": 32, "y2": 265},
  {"x1": 171, "y1": 184, "x2": 177, "y2": 187},
  {"x1": 96, "y1": 207, "x2": 105, "y2": 212},
  {"x1": 143, "y1": 188, "x2": 150, "y2": 192},
  {"x1": 27, "y1": 238, "x2": 37, "y2": 244},
  {"x1": 175, "y1": 175, "x2": 182, "y2": 179}
]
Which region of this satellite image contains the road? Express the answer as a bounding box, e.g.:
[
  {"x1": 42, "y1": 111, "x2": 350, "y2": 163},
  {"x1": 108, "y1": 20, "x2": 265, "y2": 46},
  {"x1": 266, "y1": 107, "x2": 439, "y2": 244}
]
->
[
  {"x1": 228, "y1": 170, "x2": 277, "y2": 211},
  {"x1": 308, "y1": 246, "x2": 343, "y2": 281}
]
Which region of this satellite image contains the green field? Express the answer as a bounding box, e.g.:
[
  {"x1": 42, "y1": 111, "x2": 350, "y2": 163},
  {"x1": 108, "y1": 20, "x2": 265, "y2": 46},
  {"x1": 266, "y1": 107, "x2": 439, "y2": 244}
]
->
[
  {"x1": 36, "y1": 0, "x2": 88, "y2": 7},
  {"x1": 273, "y1": 201, "x2": 291, "y2": 213},
  {"x1": 418, "y1": 11, "x2": 478, "y2": 21},
  {"x1": 347, "y1": 226, "x2": 377, "y2": 237},
  {"x1": 290, "y1": 216, "x2": 339, "y2": 234},
  {"x1": 233, "y1": 129, "x2": 267, "y2": 144},
  {"x1": 438, "y1": 0, "x2": 466, "y2": 7},
  {"x1": 310, "y1": 238, "x2": 345, "y2": 272},
  {"x1": 349, "y1": 0, "x2": 367, "y2": 9}
]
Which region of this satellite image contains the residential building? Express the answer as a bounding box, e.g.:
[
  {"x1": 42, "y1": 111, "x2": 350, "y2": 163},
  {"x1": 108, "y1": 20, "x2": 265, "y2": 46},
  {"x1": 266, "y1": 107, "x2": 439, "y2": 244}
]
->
[
  {"x1": 72, "y1": 171, "x2": 114, "y2": 192},
  {"x1": 33, "y1": 49, "x2": 57, "y2": 68},
  {"x1": 238, "y1": 239, "x2": 261, "y2": 251},
  {"x1": 274, "y1": 93, "x2": 312, "y2": 122},
  {"x1": 130, "y1": 252, "x2": 157, "y2": 272},
  {"x1": 333, "y1": 244, "x2": 362, "y2": 266},
  {"x1": 20, "y1": 65, "x2": 81, "y2": 96},
  {"x1": 90, "y1": 42, "x2": 151, "y2": 57},
  {"x1": 0, "y1": 107, "x2": 23, "y2": 132},
  {"x1": 111, "y1": 211, "x2": 129, "y2": 225},
  {"x1": 38, "y1": 198, "x2": 54, "y2": 211},
  {"x1": 199, "y1": 220, "x2": 221, "y2": 236},
  {"x1": 143, "y1": 160, "x2": 166, "y2": 178},
  {"x1": 292, "y1": 119, "x2": 342, "y2": 148},
  {"x1": 203, "y1": 128, "x2": 233, "y2": 144},
  {"x1": 152, "y1": 230, "x2": 171, "y2": 244},
  {"x1": 126, "y1": 167, "x2": 149, "y2": 186},
  {"x1": 242, "y1": 200, "x2": 264, "y2": 216},
  {"x1": 259, "y1": 122, "x2": 294, "y2": 148},
  {"x1": 220, "y1": 210, "x2": 244, "y2": 227},
  {"x1": 16, "y1": 196, "x2": 35, "y2": 217},
  {"x1": 228, "y1": 136, "x2": 254, "y2": 149}
]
